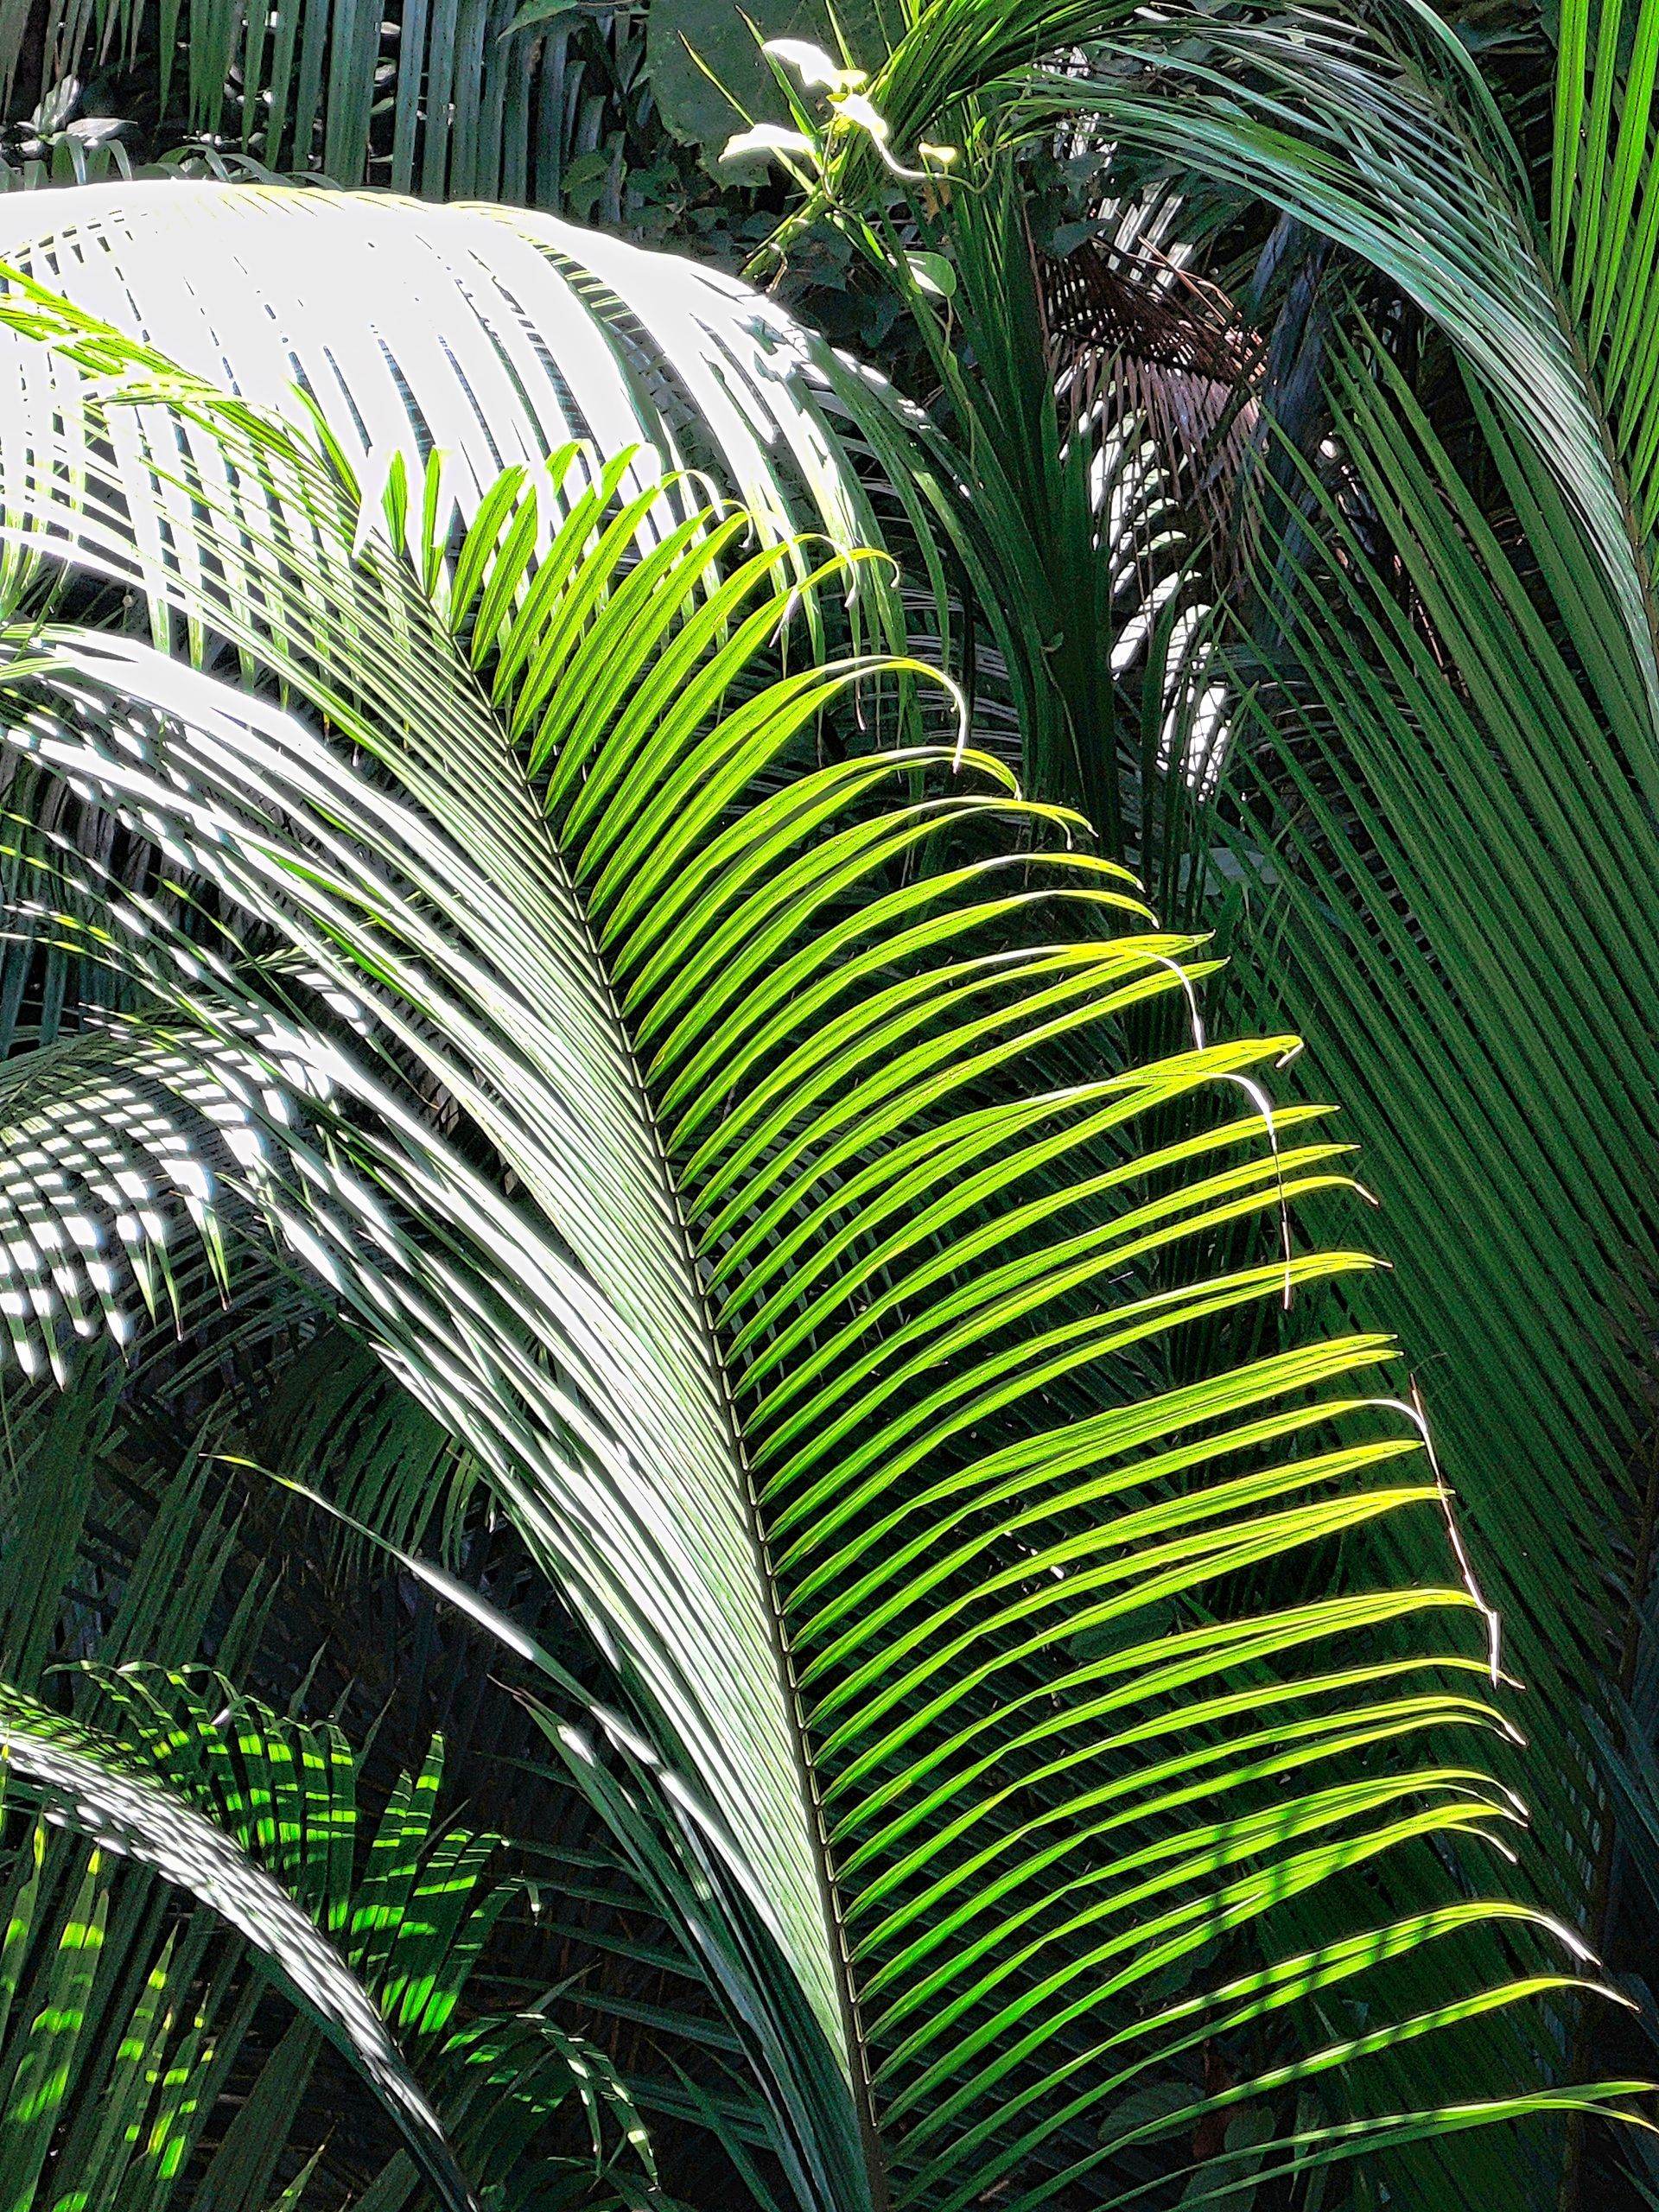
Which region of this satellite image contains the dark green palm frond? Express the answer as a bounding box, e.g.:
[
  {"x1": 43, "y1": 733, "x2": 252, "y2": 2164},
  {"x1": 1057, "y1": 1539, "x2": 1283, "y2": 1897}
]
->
[
  {"x1": 3, "y1": 0, "x2": 645, "y2": 213},
  {"x1": 0, "y1": 1682, "x2": 480, "y2": 2207},
  {"x1": 0, "y1": 1357, "x2": 275, "y2": 1698},
  {"x1": 0, "y1": 274, "x2": 1636, "y2": 2211},
  {"x1": 1196, "y1": 315, "x2": 1659, "y2": 2174},
  {"x1": 254, "y1": 1327, "x2": 480, "y2": 1572}
]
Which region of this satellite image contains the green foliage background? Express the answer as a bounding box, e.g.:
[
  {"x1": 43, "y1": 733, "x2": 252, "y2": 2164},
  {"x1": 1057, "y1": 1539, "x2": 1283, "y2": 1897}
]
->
[{"x1": 3, "y1": 1, "x2": 1659, "y2": 2209}]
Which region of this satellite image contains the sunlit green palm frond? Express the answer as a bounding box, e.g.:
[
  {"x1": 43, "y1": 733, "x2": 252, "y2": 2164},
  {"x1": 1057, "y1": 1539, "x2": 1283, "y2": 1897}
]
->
[
  {"x1": 0, "y1": 176, "x2": 962, "y2": 1113},
  {"x1": 0, "y1": 1682, "x2": 480, "y2": 2207},
  {"x1": 810, "y1": 0, "x2": 1659, "y2": 2196},
  {"x1": 0, "y1": 179, "x2": 924, "y2": 660},
  {"x1": 0, "y1": 1823, "x2": 251, "y2": 2209},
  {"x1": 0, "y1": 262, "x2": 1638, "y2": 2209}
]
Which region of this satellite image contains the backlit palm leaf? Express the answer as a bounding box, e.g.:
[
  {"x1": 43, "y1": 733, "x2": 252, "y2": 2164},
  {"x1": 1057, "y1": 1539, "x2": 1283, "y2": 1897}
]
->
[
  {"x1": 740, "y1": 14, "x2": 1659, "y2": 2178},
  {"x1": 0, "y1": 262, "x2": 1638, "y2": 2211},
  {"x1": 0, "y1": 1684, "x2": 480, "y2": 2209}
]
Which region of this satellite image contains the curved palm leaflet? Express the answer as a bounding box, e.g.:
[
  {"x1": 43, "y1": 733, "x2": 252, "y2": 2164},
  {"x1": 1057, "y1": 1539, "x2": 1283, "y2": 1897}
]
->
[
  {"x1": 736, "y1": 14, "x2": 1659, "y2": 2200},
  {"x1": 0, "y1": 179, "x2": 913, "y2": 639},
  {"x1": 0, "y1": 192, "x2": 1643, "y2": 2207},
  {"x1": 0, "y1": 1682, "x2": 482, "y2": 2210}
]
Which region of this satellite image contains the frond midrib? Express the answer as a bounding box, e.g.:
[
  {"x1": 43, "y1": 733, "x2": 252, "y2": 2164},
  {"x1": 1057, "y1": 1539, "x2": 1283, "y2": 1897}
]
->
[{"x1": 546, "y1": 771, "x2": 888, "y2": 2202}]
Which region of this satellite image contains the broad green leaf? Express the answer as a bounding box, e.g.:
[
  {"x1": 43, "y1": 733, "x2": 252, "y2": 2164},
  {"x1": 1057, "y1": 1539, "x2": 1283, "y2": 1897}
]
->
[{"x1": 646, "y1": 0, "x2": 897, "y2": 153}]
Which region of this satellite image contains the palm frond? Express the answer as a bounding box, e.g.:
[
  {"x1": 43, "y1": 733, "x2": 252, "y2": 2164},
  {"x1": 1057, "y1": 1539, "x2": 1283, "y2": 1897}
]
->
[
  {"x1": 1039, "y1": 228, "x2": 1260, "y2": 567},
  {"x1": 0, "y1": 1352, "x2": 660, "y2": 2207},
  {"x1": 1204, "y1": 300, "x2": 1659, "y2": 2012},
  {"x1": 0, "y1": 178, "x2": 924, "y2": 671},
  {"x1": 0, "y1": 267, "x2": 1637, "y2": 2211},
  {"x1": 1551, "y1": 0, "x2": 1659, "y2": 547},
  {"x1": 0, "y1": 1825, "x2": 236, "y2": 2209},
  {"x1": 6, "y1": 0, "x2": 626, "y2": 212},
  {"x1": 0, "y1": 1681, "x2": 480, "y2": 2207}
]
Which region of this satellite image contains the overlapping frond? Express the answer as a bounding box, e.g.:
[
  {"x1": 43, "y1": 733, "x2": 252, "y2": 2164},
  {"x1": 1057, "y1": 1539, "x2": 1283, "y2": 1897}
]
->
[
  {"x1": 0, "y1": 1683, "x2": 480, "y2": 2209},
  {"x1": 84, "y1": 1664, "x2": 661, "y2": 2196},
  {"x1": 0, "y1": 1023, "x2": 281, "y2": 1378},
  {"x1": 0, "y1": 273, "x2": 1640, "y2": 2212},
  {"x1": 1553, "y1": 0, "x2": 1659, "y2": 540},
  {"x1": 0, "y1": 179, "x2": 917, "y2": 654}
]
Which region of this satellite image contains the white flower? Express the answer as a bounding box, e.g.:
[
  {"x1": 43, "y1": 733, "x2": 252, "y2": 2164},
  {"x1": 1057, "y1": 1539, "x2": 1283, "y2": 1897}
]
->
[
  {"x1": 761, "y1": 37, "x2": 867, "y2": 93},
  {"x1": 721, "y1": 124, "x2": 820, "y2": 170}
]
